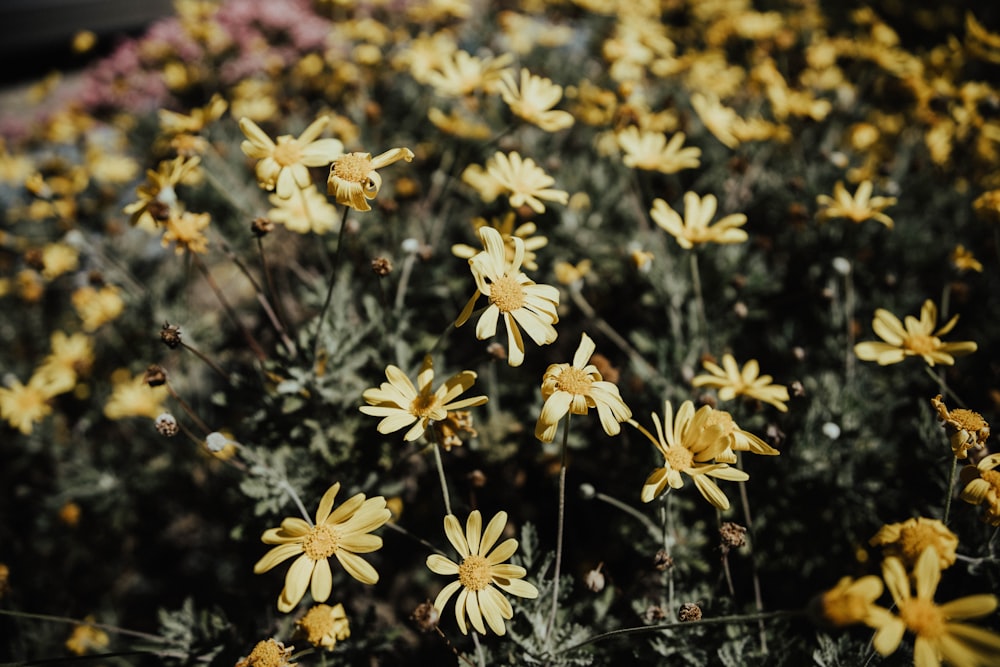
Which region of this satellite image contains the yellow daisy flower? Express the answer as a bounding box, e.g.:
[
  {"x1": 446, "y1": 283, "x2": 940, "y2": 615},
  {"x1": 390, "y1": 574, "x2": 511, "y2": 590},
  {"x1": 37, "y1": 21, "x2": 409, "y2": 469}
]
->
[
  {"x1": 0, "y1": 372, "x2": 63, "y2": 434},
  {"x1": 931, "y1": 394, "x2": 989, "y2": 460},
  {"x1": 122, "y1": 155, "x2": 202, "y2": 231},
  {"x1": 71, "y1": 285, "x2": 124, "y2": 332},
  {"x1": 631, "y1": 400, "x2": 749, "y2": 510},
  {"x1": 854, "y1": 299, "x2": 977, "y2": 367},
  {"x1": 813, "y1": 575, "x2": 890, "y2": 628},
  {"x1": 959, "y1": 453, "x2": 1000, "y2": 526},
  {"x1": 451, "y1": 212, "x2": 548, "y2": 272},
  {"x1": 816, "y1": 180, "x2": 897, "y2": 228},
  {"x1": 425, "y1": 49, "x2": 512, "y2": 97},
  {"x1": 239, "y1": 115, "x2": 344, "y2": 199},
  {"x1": 161, "y1": 211, "x2": 211, "y2": 255},
  {"x1": 651, "y1": 192, "x2": 748, "y2": 249},
  {"x1": 295, "y1": 603, "x2": 350, "y2": 650},
  {"x1": 456, "y1": 227, "x2": 560, "y2": 367},
  {"x1": 360, "y1": 356, "x2": 488, "y2": 442},
  {"x1": 869, "y1": 517, "x2": 958, "y2": 571},
  {"x1": 950, "y1": 244, "x2": 983, "y2": 273},
  {"x1": 327, "y1": 147, "x2": 414, "y2": 212},
  {"x1": 268, "y1": 185, "x2": 341, "y2": 235},
  {"x1": 701, "y1": 408, "x2": 780, "y2": 464},
  {"x1": 873, "y1": 547, "x2": 1000, "y2": 666},
  {"x1": 616, "y1": 127, "x2": 701, "y2": 174},
  {"x1": 691, "y1": 354, "x2": 790, "y2": 412},
  {"x1": 426, "y1": 510, "x2": 538, "y2": 635},
  {"x1": 498, "y1": 68, "x2": 574, "y2": 132},
  {"x1": 483, "y1": 151, "x2": 569, "y2": 214},
  {"x1": 253, "y1": 482, "x2": 391, "y2": 613},
  {"x1": 534, "y1": 332, "x2": 632, "y2": 443},
  {"x1": 102, "y1": 368, "x2": 169, "y2": 421},
  {"x1": 39, "y1": 242, "x2": 79, "y2": 280},
  {"x1": 36, "y1": 331, "x2": 94, "y2": 394}
]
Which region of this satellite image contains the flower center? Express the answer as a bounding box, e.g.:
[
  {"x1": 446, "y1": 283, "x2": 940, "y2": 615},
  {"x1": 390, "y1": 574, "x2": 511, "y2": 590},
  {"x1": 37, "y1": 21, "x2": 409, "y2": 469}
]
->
[
  {"x1": 243, "y1": 639, "x2": 290, "y2": 667},
  {"x1": 949, "y1": 409, "x2": 988, "y2": 435},
  {"x1": 458, "y1": 554, "x2": 491, "y2": 591},
  {"x1": 664, "y1": 445, "x2": 693, "y2": 472},
  {"x1": 303, "y1": 523, "x2": 340, "y2": 560},
  {"x1": 272, "y1": 136, "x2": 303, "y2": 167},
  {"x1": 897, "y1": 525, "x2": 943, "y2": 563},
  {"x1": 333, "y1": 153, "x2": 373, "y2": 184},
  {"x1": 899, "y1": 598, "x2": 946, "y2": 639},
  {"x1": 489, "y1": 274, "x2": 527, "y2": 313},
  {"x1": 410, "y1": 393, "x2": 440, "y2": 418},
  {"x1": 903, "y1": 334, "x2": 939, "y2": 355},
  {"x1": 556, "y1": 366, "x2": 592, "y2": 396}
]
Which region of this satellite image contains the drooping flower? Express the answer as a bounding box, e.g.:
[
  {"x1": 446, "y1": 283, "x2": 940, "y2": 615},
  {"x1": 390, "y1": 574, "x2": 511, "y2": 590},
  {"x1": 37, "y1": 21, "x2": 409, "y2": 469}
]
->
[
  {"x1": 931, "y1": 394, "x2": 989, "y2": 460},
  {"x1": 812, "y1": 575, "x2": 890, "y2": 628},
  {"x1": 854, "y1": 299, "x2": 977, "y2": 367},
  {"x1": 360, "y1": 356, "x2": 488, "y2": 442},
  {"x1": 631, "y1": 401, "x2": 749, "y2": 510},
  {"x1": 236, "y1": 639, "x2": 296, "y2": 667},
  {"x1": 482, "y1": 151, "x2": 569, "y2": 214},
  {"x1": 426, "y1": 511, "x2": 538, "y2": 635},
  {"x1": 869, "y1": 517, "x2": 958, "y2": 571},
  {"x1": 498, "y1": 68, "x2": 574, "y2": 132},
  {"x1": 617, "y1": 127, "x2": 701, "y2": 173},
  {"x1": 816, "y1": 180, "x2": 897, "y2": 228},
  {"x1": 240, "y1": 116, "x2": 344, "y2": 199},
  {"x1": 456, "y1": 227, "x2": 560, "y2": 367},
  {"x1": 651, "y1": 192, "x2": 748, "y2": 249},
  {"x1": 872, "y1": 547, "x2": 1000, "y2": 666},
  {"x1": 959, "y1": 453, "x2": 1000, "y2": 526},
  {"x1": 254, "y1": 483, "x2": 391, "y2": 613},
  {"x1": 295, "y1": 603, "x2": 350, "y2": 650},
  {"x1": 327, "y1": 147, "x2": 414, "y2": 212},
  {"x1": 691, "y1": 354, "x2": 790, "y2": 412},
  {"x1": 534, "y1": 332, "x2": 632, "y2": 443}
]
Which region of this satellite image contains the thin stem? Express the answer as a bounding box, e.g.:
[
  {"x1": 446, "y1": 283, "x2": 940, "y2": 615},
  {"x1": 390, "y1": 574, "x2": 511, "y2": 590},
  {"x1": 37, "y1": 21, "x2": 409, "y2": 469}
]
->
[
  {"x1": 394, "y1": 250, "x2": 417, "y2": 314},
  {"x1": 312, "y1": 206, "x2": 352, "y2": 364},
  {"x1": 280, "y1": 480, "x2": 314, "y2": 526},
  {"x1": 257, "y1": 232, "x2": 294, "y2": 344},
  {"x1": 191, "y1": 253, "x2": 267, "y2": 361},
  {"x1": 180, "y1": 341, "x2": 231, "y2": 385},
  {"x1": 560, "y1": 610, "x2": 801, "y2": 653},
  {"x1": 472, "y1": 632, "x2": 486, "y2": 667},
  {"x1": 591, "y1": 490, "x2": 662, "y2": 542},
  {"x1": 661, "y1": 493, "x2": 675, "y2": 614},
  {"x1": 943, "y1": 455, "x2": 959, "y2": 525},
  {"x1": 721, "y1": 551, "x2": 736, "y2": 598},
  {"x1": 0, "y1": 609, "x2": 184, "y2": 646},
  {"x1": 736, "y1": 452, "x2": 769, "y2": 654},
  {"x1": 923, "y1": 366, "x2": 965, "y2": 407},
  {"x1": 383, "y1": 521, "x2": 448, "y2": 557},
  {"x1": 544, "y1": 414, "x2": 571, "y2": 643},
  {"x1": 689, "y1": 251, "x2": 710, "y2": 354},
  {"x1": 843, "y1": 260, "x2": 855, "y2": 385},
  {"x1": 164, "y1": 381, "x2": 211, "y2": 435},
  {"x1": 432, "y1": 431, "x2": 453, "y2": 516}
]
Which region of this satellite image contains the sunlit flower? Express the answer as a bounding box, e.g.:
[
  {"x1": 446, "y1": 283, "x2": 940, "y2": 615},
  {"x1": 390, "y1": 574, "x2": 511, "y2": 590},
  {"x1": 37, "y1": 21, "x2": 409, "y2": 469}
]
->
[
  {"x1": 498, "y1": 68, "x2": 574, "y2": 132},
  {"x1": 433, "y1": 410, "x2": 478, "y2": 451},
  {"x1": 950, "y1": 244, "x2": 983, "y2": 273},
  {"x1": 451, "y1": 213, "x2": 548, "y2": 271},
  {"x1": 161, "y1": 211, "x2": 211, "y2": 255},
  {"x1": 960, "y1": 453, "x2": 1000, "y2": 526},
  {"x1": 870, "y1": 517, "x2": 958, "y2": 571},
  {"x1": 617, "y1": 127, "x2": 701, "y2": 173},
  {"x1": 931, "y1": 394, "x2": 989, "y2": 459},
  {"x1": 296, "y1": 603, "x2": 350, "y2": 650},
  {"x1": 816, "y1": 181, "x2": 896, "y2": 228},
  {"x1": 631, "y1": 401, "x2": 749, "y2": 510},
  {"x1": 483, "y1": 151, "x2": 569, "y2": 214},
  {"x1": 327, "y1": 147, "x2": 414, "y2": 212},
  {"x1": 254, "y1": 482, "x2": 391, "y2": 613},
  {"x1": 240, "y1": 116, "x2": 343, "y2": 199},
  {"x1": 854, "y1": 300, "x2": 977, "y2": 367},
  {"x1": 692, "y1": 354, "x2": 789, "y2": 412},
  {"x1": 360, "y1": 356, "x2": 487, "y2": 442},
  {"x1": 456, "y1": 227, "x2": 560, "y2": 367},
  {"x1": 65, "y1": 616, "x2": 109, "y2": 656},
  {"x1": 103, "y1": 368, "x2": 168, "y2": 421},
  {"x1": 651, "y1": 192, "x2": 748, "y2": 249},
  {"x1": 0, "y1": 372, "x2": 63, "y2": 434},
  {"x1": 535, "y1": 332, "x2": 631, "y2": 443},
  {"x1": 236, "y1": 639, "x2": 296, "y2": 667},
  {"x1": 122, "y1": 156, "x2": 202, "y2": 231},
  {"x1": 268, "y1": 185, "x2": 341, "y2": 234},
  {"x1": 426, "y1": 510, "x2": 538, "y2": 635},
  {"x1": 701, "y1": 408, "x2": 780, "y2": 464},
  {"x1": 71, "y1": 285, "x2": 124, "y2": 332},
  {"x1": 873, "y1": 547, "x2": 1000, "y2": 666},
  {"x1": 813, "y1": 576, "x2": 890, "y2": 628}
]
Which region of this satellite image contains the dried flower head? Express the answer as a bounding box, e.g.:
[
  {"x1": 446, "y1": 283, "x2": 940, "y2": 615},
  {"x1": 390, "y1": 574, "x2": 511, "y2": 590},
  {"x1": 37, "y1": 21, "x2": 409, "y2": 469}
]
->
[
  {"x1": 678, "y1": 603, "x2": 703, "y2": 622},
  {"x1": 155, "y1": 413, "x2": 179, "y2": 437},
  {"x1": 328, "y1": 147, "x2": 414, "y2": 212},
  {"x1": 296, "y1": 603, "x2": 350, "y2": 650},
  {"x1": 719, "y1": 522, "x2": 747, "y2": 553},
  {"x1": 160, "y1": 322, "x2": 182, "y2": 349},
  {"x1": 931, "y1": 394, "x2": 989, "y2": 459},
  {"x1": 144, "y1": 364, "x2": 167, "y2": 387},
  {"x1": 411, "y1": 599, "x2": 441, "y2": 632},
  {"x1": 236, "y1": 639, "x2": 296, "y2": 667},
  {"x1": 371, "y1": 257, "x2": 393, "y2": 276}
]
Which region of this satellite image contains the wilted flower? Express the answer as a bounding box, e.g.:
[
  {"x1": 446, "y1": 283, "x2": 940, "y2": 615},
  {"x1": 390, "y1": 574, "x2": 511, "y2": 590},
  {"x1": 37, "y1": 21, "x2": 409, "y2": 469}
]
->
[
  {"x1": 535, "y1": 332, "x2": 632, "y2": 443},
  {"x1": 931, "y1": 394, "x2": 989, "y2": 459},
  {"x1": 854, "y1": 299, "x2": 977, "y2": 367},
  {"x1": 236, "y1": 639, "x2": 296, "y2": 667},
  {"x1": 254, "y1": 483, "x2": 391, "y2": 612},
  {"x1": 426, "y1": 511, "x2": 538, "y2": 635},
  {"x1": 327, "y1": 147, "x2": 414, "y2": 212},
  {"x1": 360, "y1": 356, "x2": 488, "y2": 442}
]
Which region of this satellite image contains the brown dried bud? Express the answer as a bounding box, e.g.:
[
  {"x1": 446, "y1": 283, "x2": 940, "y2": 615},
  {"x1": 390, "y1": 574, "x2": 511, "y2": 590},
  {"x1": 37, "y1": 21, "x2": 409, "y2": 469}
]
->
[
  {"x1": 653, "y1": 549, "x2": 674, "y2": 571},
  {"x1": 147, "y1": 200, "x2": 171, "y2": 223},
  {"x1": 144, "y1": 364, "x2": 167, "y2": 387},
  {"x1": 678, "y1": 602, "x2": 702, "y2": 622},
  {"x1": 644, "y1": 605, "x2": 666, "y2": 622},
  {"x1": 585, "y1": 564, "x2": 605, "y2": 592},
  {"x1": 160, "y1": 322, "x2": 182, "y2": 349},
  {"x1": 486, "y1": 342, "x2": 507, "y2": 361},
  {"x1": 155, "y1": 413, "x2": 179, "y2": 437},
  {"x1": 720, "y1": 522, "x2": 747, "y2": 553},
  {"x1": 410, "y1": 600, "x2": 440, "y2": 632},
  {"x1": 24, "y1": 248, "x2": 45, "y2": 271},
  {"x1": 371, "y1": 257, "x2": 393, "y2": 277},
  {"x1": 791, "y1": 380, "x2": 806, "y2": 398},
  {"x1": 467, "y1": 469, "x2": 487, "y2": 488},
  {"x1": 250, "y1": 217, "x2": 274, "y2": 237},
  {"x1": 590, "y1": 353, "x2": 619, "y2": 385}
]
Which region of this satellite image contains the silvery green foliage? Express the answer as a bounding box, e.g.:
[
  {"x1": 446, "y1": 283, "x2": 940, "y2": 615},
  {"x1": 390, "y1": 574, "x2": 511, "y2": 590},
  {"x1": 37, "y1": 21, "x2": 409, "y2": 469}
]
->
[
  {"x1": 151, "y1": 597, "x2": 228, "y2": 664},
  {"x1": 812, "y1": 632, "x2": 879, "y2": 667}
]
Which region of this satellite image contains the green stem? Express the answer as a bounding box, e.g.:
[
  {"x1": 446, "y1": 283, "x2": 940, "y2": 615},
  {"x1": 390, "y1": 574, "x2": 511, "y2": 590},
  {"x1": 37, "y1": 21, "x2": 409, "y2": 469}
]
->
[
  {"x1": 736, "y1": 452, "x2": 769, "y2": 654},
  {"x1": 311, "y1": 206, "x2": 352, "y2": 365},
  {"x1": 591, "y1": 490, "x2": 662, "y2": 543},
  {"x1": 432, "y1": 435, "x2": 453, "y2": 516},
  {"x1": 689, "y1": 251, "x2": 709, "y2": 354},
  {"x1": 0, "y1": 609, "x2": 184, "y2": 647},
  {"x1": 544, "y1": 414, "x2": 571, "y2": 644},
  {"x1": 191, "y1": 253, "x2": 267, "y2": 361},
  {"x1": 943, "y1": 455, "x2": 958, "y2": 525}
]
